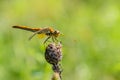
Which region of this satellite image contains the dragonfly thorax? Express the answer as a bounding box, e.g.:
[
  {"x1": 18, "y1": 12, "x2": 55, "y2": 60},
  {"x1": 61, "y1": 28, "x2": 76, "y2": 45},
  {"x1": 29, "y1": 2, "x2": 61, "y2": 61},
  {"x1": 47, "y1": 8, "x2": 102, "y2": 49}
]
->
[{"x1": 45, "y1": 30, "x2": 60, "y2": 37}]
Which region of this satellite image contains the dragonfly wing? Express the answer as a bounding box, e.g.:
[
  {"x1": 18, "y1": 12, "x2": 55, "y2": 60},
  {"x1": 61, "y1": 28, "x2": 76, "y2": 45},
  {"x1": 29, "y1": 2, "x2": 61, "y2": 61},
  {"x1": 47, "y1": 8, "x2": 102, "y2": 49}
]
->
[
  {"x1": 37, "y1": 33, "x2": 46, "y2": 38},
  {"x1": 29, "y1": 28, "x2": 49, "y2": 40},
  {"x1": 28, "y1": 28, "x2": 50, "y2": 40},
  {"x1": 28, "y1": 30, "x2": 42, "y2": 40}
]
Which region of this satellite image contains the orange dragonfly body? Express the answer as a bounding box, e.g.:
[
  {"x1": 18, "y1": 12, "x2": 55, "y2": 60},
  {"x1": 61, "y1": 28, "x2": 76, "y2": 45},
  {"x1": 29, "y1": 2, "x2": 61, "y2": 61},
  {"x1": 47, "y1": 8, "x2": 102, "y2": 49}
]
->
[{"x1": 12, "y1": 26, "x2": 61, "y2": 43}]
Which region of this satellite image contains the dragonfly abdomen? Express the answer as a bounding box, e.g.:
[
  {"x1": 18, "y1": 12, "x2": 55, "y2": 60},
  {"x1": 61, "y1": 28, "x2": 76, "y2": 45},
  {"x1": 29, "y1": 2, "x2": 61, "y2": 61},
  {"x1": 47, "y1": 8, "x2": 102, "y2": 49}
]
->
[{"x1": 12, "y1": 26, "x2": 41, "y2": 32}]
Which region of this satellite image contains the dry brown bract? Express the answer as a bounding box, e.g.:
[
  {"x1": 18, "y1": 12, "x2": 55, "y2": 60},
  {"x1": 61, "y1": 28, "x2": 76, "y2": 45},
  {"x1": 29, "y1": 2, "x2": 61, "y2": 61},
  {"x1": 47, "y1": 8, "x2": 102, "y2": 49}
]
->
[
  {"x1": 45, "y1": 43, "x2": 63, "y2": 80},
  {"x1": 45, "y1": 43, "x2": 62, "y2": 65}
]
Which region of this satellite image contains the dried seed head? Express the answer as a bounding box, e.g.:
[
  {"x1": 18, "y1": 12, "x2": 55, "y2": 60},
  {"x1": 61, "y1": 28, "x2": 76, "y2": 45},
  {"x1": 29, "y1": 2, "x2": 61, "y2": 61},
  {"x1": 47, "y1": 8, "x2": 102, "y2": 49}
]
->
[{"x1": 45, "y1": 43, "x2": 62, "y2": 65}]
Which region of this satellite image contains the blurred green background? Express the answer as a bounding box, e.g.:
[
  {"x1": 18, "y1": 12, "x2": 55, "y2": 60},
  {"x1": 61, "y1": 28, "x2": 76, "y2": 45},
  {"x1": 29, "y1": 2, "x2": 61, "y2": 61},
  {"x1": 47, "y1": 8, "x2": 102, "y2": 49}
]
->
[{"x1": 0, "y1": 0, "x2": 120, "y2": 80}]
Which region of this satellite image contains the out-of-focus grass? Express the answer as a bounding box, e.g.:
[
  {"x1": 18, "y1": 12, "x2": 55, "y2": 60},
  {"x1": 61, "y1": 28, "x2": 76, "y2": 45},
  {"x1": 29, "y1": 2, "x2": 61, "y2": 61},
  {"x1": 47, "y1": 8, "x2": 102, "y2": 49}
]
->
[{"x1": 0, "y1": 0, "x2": 120, "y2": 80}]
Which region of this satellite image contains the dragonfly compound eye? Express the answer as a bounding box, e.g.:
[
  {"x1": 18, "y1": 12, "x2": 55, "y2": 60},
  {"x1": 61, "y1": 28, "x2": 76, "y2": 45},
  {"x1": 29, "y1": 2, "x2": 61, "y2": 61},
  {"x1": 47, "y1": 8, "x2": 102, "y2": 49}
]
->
[{"x1": 54, "y1": 30, "x2": 60, "y2": 37}]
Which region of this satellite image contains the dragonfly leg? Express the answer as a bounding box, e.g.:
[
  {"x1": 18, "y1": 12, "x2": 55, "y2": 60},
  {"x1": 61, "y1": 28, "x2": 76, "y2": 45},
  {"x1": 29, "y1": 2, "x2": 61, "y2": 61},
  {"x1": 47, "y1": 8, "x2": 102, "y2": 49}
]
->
[
  {"x1": 52, "y1": 36, "x2": 55, "y2": 42},
  {"x1": 54, "y1": 37, "x2": 58, "y2": 42},
  {"x1": 44, "y1": 36, "x2": 51, "y2": 44}
]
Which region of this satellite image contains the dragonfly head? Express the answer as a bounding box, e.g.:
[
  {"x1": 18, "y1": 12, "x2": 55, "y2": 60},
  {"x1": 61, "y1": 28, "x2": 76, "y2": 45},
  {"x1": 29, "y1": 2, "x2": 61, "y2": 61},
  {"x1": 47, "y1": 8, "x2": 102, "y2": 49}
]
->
[{"x1": 53, "y1": 30, "x2": 60, "y2": 37}]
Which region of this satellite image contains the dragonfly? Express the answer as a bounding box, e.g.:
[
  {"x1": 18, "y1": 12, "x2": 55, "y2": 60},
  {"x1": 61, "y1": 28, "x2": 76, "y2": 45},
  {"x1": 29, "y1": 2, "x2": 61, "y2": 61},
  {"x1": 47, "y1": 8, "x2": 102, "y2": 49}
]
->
[{"x1": 12, "y1": 25, "x2": 61, "y2": 44}]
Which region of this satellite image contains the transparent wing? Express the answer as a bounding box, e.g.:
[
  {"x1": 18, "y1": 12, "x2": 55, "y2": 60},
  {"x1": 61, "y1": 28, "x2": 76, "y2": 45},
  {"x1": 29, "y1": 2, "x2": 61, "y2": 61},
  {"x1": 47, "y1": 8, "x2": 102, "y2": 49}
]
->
[
  {"x1": 28, "y1": 28, "x2": 51, "y2": 40},
  {"x1": 37, "y1": 33, "x2": 46, "y2": 39}
]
